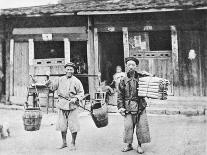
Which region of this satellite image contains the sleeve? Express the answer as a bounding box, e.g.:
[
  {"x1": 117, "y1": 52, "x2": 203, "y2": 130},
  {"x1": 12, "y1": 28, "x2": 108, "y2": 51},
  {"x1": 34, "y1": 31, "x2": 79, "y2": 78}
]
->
[
  {"x1": 117, "y1": 78, "x2": 125, "y2": 110},
  {"x1": 74, "y1": 80, "x2": 85, "y2": 101}
]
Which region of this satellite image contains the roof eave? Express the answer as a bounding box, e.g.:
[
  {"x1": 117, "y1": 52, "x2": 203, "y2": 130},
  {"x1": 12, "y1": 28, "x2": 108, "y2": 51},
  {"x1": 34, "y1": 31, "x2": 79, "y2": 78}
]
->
[{"x1": 77, "y1": 6, "x2": 207, "y2": 15}]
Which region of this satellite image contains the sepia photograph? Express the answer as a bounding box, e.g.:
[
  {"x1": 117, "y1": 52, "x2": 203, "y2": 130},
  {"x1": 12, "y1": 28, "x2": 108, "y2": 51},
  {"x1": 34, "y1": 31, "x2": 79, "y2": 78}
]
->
[{"x1": 0, "y1": 0, "x2": 207, "y2": 155}]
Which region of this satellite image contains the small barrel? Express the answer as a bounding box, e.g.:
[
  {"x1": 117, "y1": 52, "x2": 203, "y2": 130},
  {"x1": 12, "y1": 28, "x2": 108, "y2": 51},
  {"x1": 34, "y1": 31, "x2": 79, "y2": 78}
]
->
[
  {"x1": 22, "y1": 107, "x2": 42, "y2": 131},
  {"x1": 91, "y1": 102, "x2": 108, "y2": 128}
]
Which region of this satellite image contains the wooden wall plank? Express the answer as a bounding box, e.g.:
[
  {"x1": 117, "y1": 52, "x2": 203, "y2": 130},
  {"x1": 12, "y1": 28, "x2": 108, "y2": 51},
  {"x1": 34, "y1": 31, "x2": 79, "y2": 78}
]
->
[
  {"x1": 170, "y1": 25, "x2": 179, "y2": 96},
  {"x1": 122, "y1": 27, "x2": 129, "y2": 64},
  {"x1": 64, "y1": 38, "x2": 70, "y2": 63},
  {"x1": 9, "y1": 39, "x2": 14, "y2": 96},
  {"x1": 5, "y1": 39, "x2": 10, "y2": 104},
  {"x1": 0, "y1": 39, "x2": 3, "y2": 98},
  {"x1": 13, "y1": 42, "x2": 29, "y2": 97},
  {"x1": 178, "y1": 30, "x2": 202, "y2": 96},
  {"x1": 94, "y1": 27, "x2": 99, "y2": 92}
]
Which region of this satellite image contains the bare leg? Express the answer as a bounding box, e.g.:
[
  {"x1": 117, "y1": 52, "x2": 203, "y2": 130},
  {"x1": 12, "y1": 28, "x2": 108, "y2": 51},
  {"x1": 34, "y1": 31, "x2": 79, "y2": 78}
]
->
[
  {"x1": 59, "y1": 131, "x2": 67, "y2": 149},
  {"x1": 137, "y1": 140, "x2": 144, "y2": 154},
  {"x1": 69, "y1": 132, "x2": 77, "y2": 151}
]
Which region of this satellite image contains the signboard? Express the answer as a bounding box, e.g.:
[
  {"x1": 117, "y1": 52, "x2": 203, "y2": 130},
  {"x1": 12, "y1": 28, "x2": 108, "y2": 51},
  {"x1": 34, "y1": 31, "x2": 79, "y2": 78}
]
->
[{"x1": 42, "y1": 34, "x2": 52, "y2": 41}]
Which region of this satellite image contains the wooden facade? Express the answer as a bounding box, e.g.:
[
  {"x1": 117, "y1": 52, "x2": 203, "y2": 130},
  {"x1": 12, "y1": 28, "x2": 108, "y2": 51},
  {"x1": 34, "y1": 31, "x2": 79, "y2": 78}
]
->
[{"x1": 0, "y1": 9, "x2": 207, "y2": 104}]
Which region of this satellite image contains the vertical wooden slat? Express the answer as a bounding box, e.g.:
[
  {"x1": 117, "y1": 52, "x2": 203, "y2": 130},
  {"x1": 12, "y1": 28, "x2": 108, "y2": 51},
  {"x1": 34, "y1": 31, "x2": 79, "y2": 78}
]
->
[
  {"x1": 9, "y1": 39, "x2": 14, "y2": 96},
  {"x1": 28, "y1": 39, "x2": 34, "y2": 65},
  {"x1": 64, "y1": 38, "x2": 70, "y2": 63},
  {"x1": 13, "y1": 42, "x2": 29, "y2": 97},
  {"x1": 198, "y1": 32, "x2": 203, "y2": 96},
  {"x1": 0, "y1": 39, "x2": 3, "y2": 97},
  {"x1": 122, "y1": 27, "x2": 129, "y2": 61},
  {"x1": 94, "y1": 28, "x2": 99, "y2": 92},
  {"x1": 170, "y1": 25, "x2": 179, "y2": 95},
  {"x1": 94, "y1": 28, "x2": 99, "y2": 75},
  {"x1": 28, "y1": 39, "x2": 34, "y2": 75},
  {"x1": 5, "y1": 39, "x2": 10, "y2": 104}
]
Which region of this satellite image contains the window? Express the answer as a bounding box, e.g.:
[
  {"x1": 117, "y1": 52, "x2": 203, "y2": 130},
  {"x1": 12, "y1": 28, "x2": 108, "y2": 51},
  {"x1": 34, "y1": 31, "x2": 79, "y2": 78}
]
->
[
  {"x1": 149, "y1": 31, "x2": 172, "y2": 51},
  {"x1": 34, "y1": 41, "x2": 64, "y2": 59}
]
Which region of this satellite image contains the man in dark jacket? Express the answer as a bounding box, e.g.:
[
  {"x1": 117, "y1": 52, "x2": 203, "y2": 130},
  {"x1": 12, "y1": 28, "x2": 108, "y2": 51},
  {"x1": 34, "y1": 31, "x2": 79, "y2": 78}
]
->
[{"x1": 117, "y1": 57, "x2": 151, "y2": 154}]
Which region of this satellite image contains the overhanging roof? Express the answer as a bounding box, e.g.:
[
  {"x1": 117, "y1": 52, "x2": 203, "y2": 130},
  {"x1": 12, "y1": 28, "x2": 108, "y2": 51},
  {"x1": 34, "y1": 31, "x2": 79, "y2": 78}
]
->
[{"x1": 2, "y1": 0, "x2": 207, "y2": 16}]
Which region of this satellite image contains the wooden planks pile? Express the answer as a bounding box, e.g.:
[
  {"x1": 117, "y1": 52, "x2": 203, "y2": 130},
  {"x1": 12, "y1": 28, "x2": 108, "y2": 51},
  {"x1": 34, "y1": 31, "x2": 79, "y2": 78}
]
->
[{"x1": 138, "y1": 77, "x2": 170, "y2": 100}]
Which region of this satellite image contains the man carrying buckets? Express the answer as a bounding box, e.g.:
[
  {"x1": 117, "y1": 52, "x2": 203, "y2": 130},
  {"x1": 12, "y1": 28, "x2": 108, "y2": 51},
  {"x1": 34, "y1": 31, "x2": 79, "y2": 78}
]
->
[
  {"x1": 46, "y1": 62, "x2": 84, "y2": 151},
  {"x1": 117, "y1": 57, "x2": 151, "y2": 154}
]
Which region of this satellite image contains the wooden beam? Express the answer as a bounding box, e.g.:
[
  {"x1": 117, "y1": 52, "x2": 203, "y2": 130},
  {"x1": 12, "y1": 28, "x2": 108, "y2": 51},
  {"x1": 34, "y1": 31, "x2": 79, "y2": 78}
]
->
[
  {"x1": 122, "y1": 27, "x2": 129, "y2": 62},
  {"x1": 94, "y1": 28, "x2": 99, "y2": 91},
  {"x1": 5, "y1": 39, "x2": 10, "y2": 103},
  {"x1": 170, "y1": 25, "x2": 179, "y2": 96},
  {"x1": 0, "y1": 39, "x2": 3, "y2": 98},
  {"x1": 87, "y1": 16, "x2": 96, "y2": 98},
  {"x1": 13, "y1": 33, "x2": 88, "y2": 42},
  {"x1": 77, "y1": 6, "x2": 207, "y2": 15},
  {"x1": 64, "y1": 38, "x2": 70, "y2": 63},
  {"x1": 13, "y1": 27, "x2": 87, "y2": 35},
  {"x1": 94, "y1": 28, "x2": 99, "y2": 75},
  {"x1": 9, "y1": 39, "x2": 14, "y2": 96}
]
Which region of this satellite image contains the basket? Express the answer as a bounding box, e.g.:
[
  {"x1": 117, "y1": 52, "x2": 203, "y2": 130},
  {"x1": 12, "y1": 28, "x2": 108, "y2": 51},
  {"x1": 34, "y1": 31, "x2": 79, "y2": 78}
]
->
[
  {"x1": 91, "y1": 102, "x2": 108, "y2": 128},
  {"x1": 22, "y1": 107, "x2": 42, "y2": 131}
]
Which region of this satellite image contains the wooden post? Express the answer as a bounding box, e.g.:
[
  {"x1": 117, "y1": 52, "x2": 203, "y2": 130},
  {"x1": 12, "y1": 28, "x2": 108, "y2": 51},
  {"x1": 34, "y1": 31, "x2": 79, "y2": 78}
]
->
[
  {"x1": 122, "y1": 27, "x2": 129, "y2": 71},
  {"x1": 170, "y1": 25, "x2": 179, "y2": 96},
  {"x1": 87, "y1": 16, "x2": 96, "y2": 97},
  {"x1": 64, "y1": 38, "x2": 70, "y2": 63},
  {"x1": 94, "y1": 27, "x2": 99, "y2": 91},
  {"x1": 122, "y1": 27, "x2": 129, "y2": 59},
  {"x1": 9, "y1": 39, "x2": 14, "y2": 96},
  {"x1": 5, "y1": 39, "x2": 10, "y2": 104},
  {"x1": 0, "y1": 39, "x2": 3, "y2": 99},
  {"x1": 28, "y1": 39, "x2": 34, "y2": 75}
]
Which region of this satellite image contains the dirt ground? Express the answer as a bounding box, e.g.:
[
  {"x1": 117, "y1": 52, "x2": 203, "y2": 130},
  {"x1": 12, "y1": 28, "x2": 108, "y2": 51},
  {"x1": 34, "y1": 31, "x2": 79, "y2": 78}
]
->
[{"x1": 0, "y1": 109, "x2": 206, "y2": 155}]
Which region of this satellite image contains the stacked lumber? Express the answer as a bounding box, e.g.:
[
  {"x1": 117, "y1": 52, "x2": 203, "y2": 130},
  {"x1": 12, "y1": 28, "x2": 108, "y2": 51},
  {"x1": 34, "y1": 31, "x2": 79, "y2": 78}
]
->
[{"x1": 138, "y1": 77, "x2": 170, "y2": 100}]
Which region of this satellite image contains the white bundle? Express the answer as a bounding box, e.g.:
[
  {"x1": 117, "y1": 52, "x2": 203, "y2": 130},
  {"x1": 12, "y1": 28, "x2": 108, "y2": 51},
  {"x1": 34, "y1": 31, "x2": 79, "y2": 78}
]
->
[{"x1": 138, "y1": 76, "x2": 170, "y2": 100}]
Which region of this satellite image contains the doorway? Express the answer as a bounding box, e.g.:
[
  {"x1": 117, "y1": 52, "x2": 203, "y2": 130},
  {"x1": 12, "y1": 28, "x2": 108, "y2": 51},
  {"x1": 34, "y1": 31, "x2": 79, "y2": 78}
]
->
[{"x1": 99, "y1": 32, "x2": 124, "y2": 84}]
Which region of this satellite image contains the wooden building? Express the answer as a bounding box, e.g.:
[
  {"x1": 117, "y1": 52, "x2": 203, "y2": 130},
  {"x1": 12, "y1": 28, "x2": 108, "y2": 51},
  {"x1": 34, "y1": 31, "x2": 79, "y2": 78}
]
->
[{"x1": 0, "y1": 0, "x2": 207, "y2": 104}]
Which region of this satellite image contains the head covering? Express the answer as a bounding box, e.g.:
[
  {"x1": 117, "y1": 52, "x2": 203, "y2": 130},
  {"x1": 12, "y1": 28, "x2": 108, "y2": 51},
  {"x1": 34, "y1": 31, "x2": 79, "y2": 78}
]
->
[
  {"x1": 64, "y1": 62, "x2": 76, "y2": 69},
  {"x1": 125, "y1": 57, "x2": 139, "y2": 65}
]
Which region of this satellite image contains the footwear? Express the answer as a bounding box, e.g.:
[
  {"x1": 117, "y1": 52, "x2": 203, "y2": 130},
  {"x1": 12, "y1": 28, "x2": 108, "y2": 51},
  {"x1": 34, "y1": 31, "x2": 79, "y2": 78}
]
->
[
  {"x1": 137, "y1": 146, "x2": 144, "y2": 154},
  {"x1": 69, "y1": 143, "x2": 76, "y2": 151},
  {"x1": 121, "y1": 145, "x2": 133, "y2": 152},
  {"x1": 58, "y1": 143, "x2": 67, "y2": 149}
]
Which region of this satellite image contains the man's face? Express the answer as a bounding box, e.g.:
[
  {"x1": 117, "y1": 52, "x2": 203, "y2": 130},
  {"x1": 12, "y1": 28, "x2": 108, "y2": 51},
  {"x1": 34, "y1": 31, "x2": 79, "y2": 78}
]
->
[
  {"x1": 65, "y1": 66, "x2": 74, "y2": 77},
  {"x1": 126, "y1": 60, "x2": 137, "y2": 72}
]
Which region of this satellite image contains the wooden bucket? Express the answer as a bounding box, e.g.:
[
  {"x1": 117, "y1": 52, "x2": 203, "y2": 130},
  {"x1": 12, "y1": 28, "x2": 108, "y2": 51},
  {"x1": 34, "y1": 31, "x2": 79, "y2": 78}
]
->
[
  {"x1": 22, "y1": 107, "x2": 42, "y2": 131},
  {"x1": 91, "y1": 101, "x2": 108, "y2": 128}
]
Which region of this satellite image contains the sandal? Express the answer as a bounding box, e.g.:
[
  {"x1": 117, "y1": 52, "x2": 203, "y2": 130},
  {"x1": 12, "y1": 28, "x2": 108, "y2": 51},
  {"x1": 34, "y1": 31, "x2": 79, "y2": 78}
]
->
[{"x1": 121, "y1": 145, "x2": 133, "y2": 152}]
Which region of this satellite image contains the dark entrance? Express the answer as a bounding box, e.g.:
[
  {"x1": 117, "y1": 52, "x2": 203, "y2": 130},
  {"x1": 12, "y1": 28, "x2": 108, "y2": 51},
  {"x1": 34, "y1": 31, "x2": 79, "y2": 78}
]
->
[{"x1": 99, "y1": 32, "x2": 124, "y2": 84}]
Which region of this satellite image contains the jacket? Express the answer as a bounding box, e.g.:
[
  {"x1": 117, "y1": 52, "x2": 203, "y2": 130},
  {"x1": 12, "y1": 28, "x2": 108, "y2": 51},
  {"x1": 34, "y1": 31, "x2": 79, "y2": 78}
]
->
[{"x1": 117, "y1": 71, "x2": 148, "y2": 114}]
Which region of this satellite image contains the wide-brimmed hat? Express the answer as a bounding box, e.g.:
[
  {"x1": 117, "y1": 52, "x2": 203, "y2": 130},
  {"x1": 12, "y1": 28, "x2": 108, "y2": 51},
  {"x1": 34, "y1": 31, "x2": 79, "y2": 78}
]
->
[
  {"x1": 64, "y1": 62, "x2": 76, "y2": 69},
  {"x1": 125, "y1": 57, "x2": 139, "y2": 65}
]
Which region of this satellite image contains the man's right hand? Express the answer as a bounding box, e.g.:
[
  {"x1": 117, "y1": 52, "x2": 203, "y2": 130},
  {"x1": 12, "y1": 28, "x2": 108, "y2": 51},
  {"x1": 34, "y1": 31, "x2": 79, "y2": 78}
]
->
[{"x1": 118, "y1": 108, "x2": 126, "y2": 116}]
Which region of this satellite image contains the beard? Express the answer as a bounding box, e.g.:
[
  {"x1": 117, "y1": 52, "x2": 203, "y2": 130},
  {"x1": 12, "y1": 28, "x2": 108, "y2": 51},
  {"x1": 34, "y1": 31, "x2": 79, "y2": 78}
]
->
[{"x1": 66, "y1": 72, "x2": 73, "y2": 78}]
